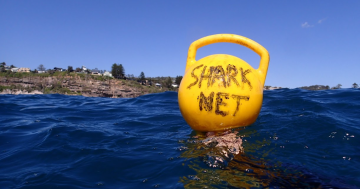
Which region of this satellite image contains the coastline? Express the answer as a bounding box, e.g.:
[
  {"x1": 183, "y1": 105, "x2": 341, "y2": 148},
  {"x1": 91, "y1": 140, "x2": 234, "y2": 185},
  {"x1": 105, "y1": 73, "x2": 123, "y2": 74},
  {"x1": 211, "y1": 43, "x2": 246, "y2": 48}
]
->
[
  {"x1": 0, "y1": 89, "x2": 43, "y2": 95},
  {"x1": 0, "y1": 75, "x2": 174, "y2": 98}
]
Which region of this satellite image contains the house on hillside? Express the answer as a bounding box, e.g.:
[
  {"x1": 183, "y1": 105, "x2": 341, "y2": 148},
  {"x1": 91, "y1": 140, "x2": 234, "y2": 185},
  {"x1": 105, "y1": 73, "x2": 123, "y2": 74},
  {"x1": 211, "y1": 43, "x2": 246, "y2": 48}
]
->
[
  {"x1": 54, "y1": 67, "x2": 63, "y2": 71},
  {"x1": 11, "y1": 68, "x2": 19, "y2": 72},
  {"x1": 81, "y1": 66, "x2": 87, "y2": 72},
  {"x1": 3, "y1": 65, "x2": 11, "y2": 71},
  {"x1": 103, "y1": 71, "x2": 113, "y2": 77},
  {"x1": 91, "y1": 68, "x2": 100, "y2": 75},
  {"x1": 18, "y1": 67, "x2": 30, "y2": 73}
]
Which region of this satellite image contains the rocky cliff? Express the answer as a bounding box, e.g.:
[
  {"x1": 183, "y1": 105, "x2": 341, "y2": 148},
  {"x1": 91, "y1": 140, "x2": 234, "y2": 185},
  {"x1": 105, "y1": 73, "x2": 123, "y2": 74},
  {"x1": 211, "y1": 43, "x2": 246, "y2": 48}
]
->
[{"x1": 0, "y1": 75, "x2": 164, "y2": 98}]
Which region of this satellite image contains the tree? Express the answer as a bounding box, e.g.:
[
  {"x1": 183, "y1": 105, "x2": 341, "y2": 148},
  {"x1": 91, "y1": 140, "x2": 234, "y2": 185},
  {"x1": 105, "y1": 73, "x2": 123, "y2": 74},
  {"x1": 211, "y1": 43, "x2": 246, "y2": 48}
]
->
[
  {"x1": 75, "y1": 67, "x2": 81, "y2": 72},
  {"x1": 0, "y1": 62, "x2": 5, "y2": 72},
  {"x1": 119, "y1": 64, "x2": 125, "y2": 77},
  {"x1": 92, "y1": 68, "x2": 100, "y2": 73},
  {"x1": 353, "y1": 83, "x2": 358, "y2": 88},
  {"x1": 0, "y1": 62, "x2": 6, "y2": 72},
  {"x1": 111, "y1": 63, "x2": 118, "y2": 78},
  {"x1": 68, "y1": 66, "x2": 74, "y2": 73},
  {"x1": 47, "y1": 69, "x2": 55, "y2": 74},
  {"x1": 300, "y1": 85, "x2": 330, "y2": 90},
  {"x1": 175, "y1": 75, "x2": 183, "y2": 85},
  {"x1": 162, "y1": 77, "x2": 173, "y2": 88},
  {"x1": 332, "y1": 84, "x2": 342, "y2": 89},
  {"x1": 10, "y1": 65, "x2": 15, "y2": 68},
  {"x1": 139, "y1": 72, "x2": 145, "y2": 82},
  {"x1": 111, "y1": 63, "x2": 125, "y2": 79},
  {"x1": 38, "y1": 64, "x2": 46, "y2": 71}
]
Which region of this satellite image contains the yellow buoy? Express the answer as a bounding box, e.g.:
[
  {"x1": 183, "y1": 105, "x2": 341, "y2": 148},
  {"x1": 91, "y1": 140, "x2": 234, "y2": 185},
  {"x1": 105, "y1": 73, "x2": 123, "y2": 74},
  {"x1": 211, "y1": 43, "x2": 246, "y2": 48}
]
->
[{"x1": 178, "y1": 34, "x2": 270, "y2": 132}]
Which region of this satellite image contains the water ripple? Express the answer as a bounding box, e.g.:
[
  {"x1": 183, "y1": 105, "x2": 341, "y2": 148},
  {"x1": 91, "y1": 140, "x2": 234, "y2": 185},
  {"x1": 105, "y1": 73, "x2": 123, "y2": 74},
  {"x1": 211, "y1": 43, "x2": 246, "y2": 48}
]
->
[{"x1": 0, "y1": 90, "x2": 359, "y2": 188}]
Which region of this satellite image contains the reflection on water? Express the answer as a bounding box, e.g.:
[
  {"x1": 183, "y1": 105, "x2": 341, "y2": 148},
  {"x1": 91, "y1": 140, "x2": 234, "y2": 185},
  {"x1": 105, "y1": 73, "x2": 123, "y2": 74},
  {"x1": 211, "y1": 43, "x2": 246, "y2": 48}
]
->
[{"x1": 179, "y1": 129, "x2": 336, "y2": 188}]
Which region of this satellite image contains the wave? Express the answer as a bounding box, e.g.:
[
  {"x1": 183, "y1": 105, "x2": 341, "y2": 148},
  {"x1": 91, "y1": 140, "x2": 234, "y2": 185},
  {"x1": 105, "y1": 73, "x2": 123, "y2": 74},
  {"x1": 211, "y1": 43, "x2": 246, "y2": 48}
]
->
[{"x1": 0, "y1": 90, "x2": 359, "y2": 188}]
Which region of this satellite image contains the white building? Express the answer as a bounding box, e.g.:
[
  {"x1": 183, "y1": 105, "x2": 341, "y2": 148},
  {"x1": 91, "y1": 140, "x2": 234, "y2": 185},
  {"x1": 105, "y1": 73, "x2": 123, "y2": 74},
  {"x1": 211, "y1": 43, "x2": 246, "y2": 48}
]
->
[
  {"x1": 11, "y1": 68, "x2": 19, "y2": 72},
  {"x1": 18, "y1": 67, "x2": 30, "y2": 72},
  {"x1": 103, "y1": 71, "x2": 113, "y2": 77},
  {"x1": 81, "y1": 66, "x2": 87, "y2": 72}
]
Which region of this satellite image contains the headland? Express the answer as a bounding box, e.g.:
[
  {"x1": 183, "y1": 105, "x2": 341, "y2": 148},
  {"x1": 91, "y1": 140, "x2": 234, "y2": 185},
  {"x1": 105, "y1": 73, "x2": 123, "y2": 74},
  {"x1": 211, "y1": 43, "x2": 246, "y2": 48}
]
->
[{"x1": 0, "y1": 72, "x2": 176, "y2": 98}]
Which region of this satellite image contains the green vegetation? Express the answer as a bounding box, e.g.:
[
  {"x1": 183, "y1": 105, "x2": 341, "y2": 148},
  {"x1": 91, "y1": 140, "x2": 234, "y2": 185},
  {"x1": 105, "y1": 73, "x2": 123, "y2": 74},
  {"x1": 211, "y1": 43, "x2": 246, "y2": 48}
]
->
[
  {"x1": 0, "y1": 85, "x2": 13, "y2": 92},
  {"x1": 139, "y1": 71, "x2": 145, "y2": 82},
  {"x1": 38, "y1": 64, "x2": 46, "y2": 71},
  {"x1": 0, "y1": 69, "x2": 178, "y2": 96},
  {"x1": 163, "y1": 77, "x2": 173, "y2": 88},
  {"x1": 175, "y1": 75, "x2": 183, "y2": 85},
  {"x1": 0, "y1": 84, "x2": 40, "y2": 93},
  {"x1": 331, "y1": 84, "x2": 342, "y2": 89},
  {"x1": 43, "y1": 84, "x2": 74, "y2": 95},
  {"x1": 67, "y1": 66, "x2": 74, "y2": 73},
  {"x1": 300, "y1": 85, "x2": 330, "y2": 90},
  {"x1": 0, "y1": 72, "x2": 34, "y2": 78},
  {"x1": 52, "y1": 71, "x2": 68, "y2": 77},
  {"x1": 352, "y1": 83, "x2": 358, "y2": 88},
  {"x1": 0, "y1": 62, "x2": 183, "y2": 97},
  {"x1": 111, "y1": 63, "x2": 125, "y2": 79}
]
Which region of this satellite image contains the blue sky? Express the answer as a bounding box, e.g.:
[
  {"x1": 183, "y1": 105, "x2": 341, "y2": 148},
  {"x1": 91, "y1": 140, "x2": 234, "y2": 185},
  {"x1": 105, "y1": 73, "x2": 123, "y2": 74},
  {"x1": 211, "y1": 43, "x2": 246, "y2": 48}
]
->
[{"x1": 1, "y1": 0, "x2": 359, "y2": 88}]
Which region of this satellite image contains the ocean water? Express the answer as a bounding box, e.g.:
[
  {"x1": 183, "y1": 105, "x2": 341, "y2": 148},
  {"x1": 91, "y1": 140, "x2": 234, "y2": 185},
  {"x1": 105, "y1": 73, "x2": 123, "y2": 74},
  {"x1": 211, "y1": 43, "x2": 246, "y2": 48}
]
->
[{"x1": 0, "y1": 89, "x2": 359, "y2": 189}]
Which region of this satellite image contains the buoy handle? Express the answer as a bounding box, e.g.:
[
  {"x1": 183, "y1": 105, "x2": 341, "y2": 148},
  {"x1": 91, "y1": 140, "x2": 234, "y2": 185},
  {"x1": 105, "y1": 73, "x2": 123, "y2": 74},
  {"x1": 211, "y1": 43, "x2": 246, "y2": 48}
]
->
[{"x1": 186, "y1": 34, "x2": 270, "y2": 87}]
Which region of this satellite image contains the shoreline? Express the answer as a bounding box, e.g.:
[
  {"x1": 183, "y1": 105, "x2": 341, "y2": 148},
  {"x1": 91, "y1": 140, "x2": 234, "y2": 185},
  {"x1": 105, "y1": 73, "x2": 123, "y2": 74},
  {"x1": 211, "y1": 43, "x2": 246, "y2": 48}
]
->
[
  {"x1": 0, "y1": 75, "x2": 175, "y2": 98},
  {"x1": 0, "y1": 89, "x2": 44, "y2": 95}
]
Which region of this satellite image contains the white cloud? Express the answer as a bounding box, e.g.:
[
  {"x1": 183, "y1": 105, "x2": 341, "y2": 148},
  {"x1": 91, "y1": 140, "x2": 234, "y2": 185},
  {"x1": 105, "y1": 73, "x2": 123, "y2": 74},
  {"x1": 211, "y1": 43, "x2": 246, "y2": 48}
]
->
[
  {"x1": 301, "y1": 22, "x2": 313, "y2": 28},
  {"x1": 318, "y1": 18, "x2": 326, "y2": 24}
]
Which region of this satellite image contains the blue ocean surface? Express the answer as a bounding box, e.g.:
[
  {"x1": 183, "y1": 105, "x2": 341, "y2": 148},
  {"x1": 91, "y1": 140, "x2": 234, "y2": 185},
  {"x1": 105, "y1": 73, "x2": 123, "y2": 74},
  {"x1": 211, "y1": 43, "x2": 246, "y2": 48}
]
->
[{"x1": 0, "y1": 89, "x2": 359, "y2": 189}]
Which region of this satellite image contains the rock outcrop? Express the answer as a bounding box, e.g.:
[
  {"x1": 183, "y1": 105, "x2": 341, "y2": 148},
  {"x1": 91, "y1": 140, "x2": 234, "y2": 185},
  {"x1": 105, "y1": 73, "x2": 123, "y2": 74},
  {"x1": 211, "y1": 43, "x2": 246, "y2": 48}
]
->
[
  {"x1": 0, "y1": 76, "x2": 158, "y2": 98},
  {"x1": 0, "y1": 89, "x2": 43, "y2": 95}
]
